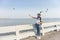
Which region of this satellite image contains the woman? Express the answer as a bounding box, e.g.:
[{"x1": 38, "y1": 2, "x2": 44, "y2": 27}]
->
[{"x1": 29, "y1": 13, "x2": 42, "y2": 39}]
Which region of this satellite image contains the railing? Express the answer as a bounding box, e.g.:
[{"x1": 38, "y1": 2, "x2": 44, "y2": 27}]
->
[
  {"x1": 0, "y1": 22, "x2": 60, "y2": 40},
  {"x1": 0, "y1": 26, "x2": 16, "y2": 40},
  {"x1": 16, "y1": 22, "x2": 60, "y2": 40}
]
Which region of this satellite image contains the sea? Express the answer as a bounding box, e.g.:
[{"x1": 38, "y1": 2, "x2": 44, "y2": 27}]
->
[{"x1": 0, "y1": 18, "x2": 60, "y2": 27}]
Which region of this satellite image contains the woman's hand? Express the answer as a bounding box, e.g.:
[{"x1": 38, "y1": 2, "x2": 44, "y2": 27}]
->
[{"x1": 29, "y1": 14, "x2": 36, "y2": 19}]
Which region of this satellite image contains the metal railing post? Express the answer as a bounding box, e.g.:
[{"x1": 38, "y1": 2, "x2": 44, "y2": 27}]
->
[
  {"x1": 16, "y1": 27, "x2": 20, "y2": 40},
  {"x1": 41, "y1": 26, "x2": 45, "y2": 36}
]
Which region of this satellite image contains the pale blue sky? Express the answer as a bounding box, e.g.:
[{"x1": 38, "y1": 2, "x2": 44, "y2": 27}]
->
[{"x1": 0, "y1": 0, "x2": 60, "y2": 18}]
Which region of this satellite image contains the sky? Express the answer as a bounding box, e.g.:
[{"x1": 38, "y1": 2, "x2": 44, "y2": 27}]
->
[{"x1": 0, "y1": 0, "x2": 60, "y2": 18}]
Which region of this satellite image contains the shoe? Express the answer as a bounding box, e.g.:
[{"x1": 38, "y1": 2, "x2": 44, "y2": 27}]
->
[
  {"x1": 33, "y1": 36, "x2": 38, "y2": 39},
  {"x1": 33, "y1": 35, "x2": 41, "y2": 39}
]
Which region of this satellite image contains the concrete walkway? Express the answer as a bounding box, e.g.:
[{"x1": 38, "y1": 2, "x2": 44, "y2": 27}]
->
[
  {"x1": 21, "y1": 31, "x2": 60, "y2": 40},
  {"x1": 41, "y1": 31, "x2": 60, "y2": 40}
]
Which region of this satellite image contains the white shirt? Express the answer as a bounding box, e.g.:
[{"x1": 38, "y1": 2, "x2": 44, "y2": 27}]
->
[{"x1": 36, "y1": 18, "x2": 40, "y2": 24}]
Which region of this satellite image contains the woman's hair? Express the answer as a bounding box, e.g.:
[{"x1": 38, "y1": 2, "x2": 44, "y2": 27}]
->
[
  {"x1": 37, "y1": 13, "x2": 41, "y2": 18},
  {"x1": 37, "y1": 13, "x2": 40, "y2": 15}
]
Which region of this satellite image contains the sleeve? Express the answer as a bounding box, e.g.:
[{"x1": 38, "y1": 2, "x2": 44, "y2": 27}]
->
[{"x1": 33, "y1": 17, "x2": 38, "y2": 19}]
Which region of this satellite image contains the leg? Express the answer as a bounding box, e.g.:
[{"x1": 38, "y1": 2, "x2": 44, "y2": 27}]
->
[{"x1": 35, "y1": 23, "x2": 40, "y2": 36}]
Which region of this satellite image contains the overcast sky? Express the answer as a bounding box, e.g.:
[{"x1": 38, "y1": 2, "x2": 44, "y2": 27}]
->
[{"x1": 0, "y1": 0, "x2": 60, "y2": 18}]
